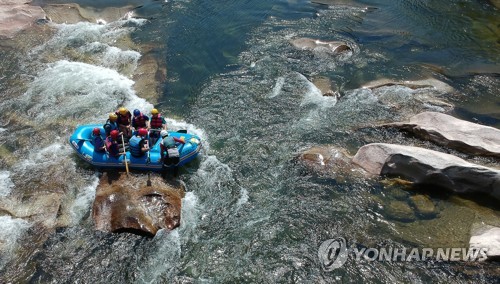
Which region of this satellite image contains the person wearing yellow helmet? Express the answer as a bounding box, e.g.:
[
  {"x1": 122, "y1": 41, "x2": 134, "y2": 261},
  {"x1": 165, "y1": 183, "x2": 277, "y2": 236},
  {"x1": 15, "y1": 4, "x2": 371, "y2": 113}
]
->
[
  {"x1": 149, "y1": 108, "x2": 167, "y2": 145},
  {"x1": 115, "y1": 107, "x2": 132, "y2": 138},
  {"x1": 103, "y1": 113, "x2": 119, "y2": 137}
]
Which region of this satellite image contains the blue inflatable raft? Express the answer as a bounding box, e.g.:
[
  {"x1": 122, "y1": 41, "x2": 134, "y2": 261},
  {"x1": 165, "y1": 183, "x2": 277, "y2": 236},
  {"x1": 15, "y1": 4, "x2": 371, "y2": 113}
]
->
[{"x1": 69, "y1": 124, "x2": 202, "y2": 172}]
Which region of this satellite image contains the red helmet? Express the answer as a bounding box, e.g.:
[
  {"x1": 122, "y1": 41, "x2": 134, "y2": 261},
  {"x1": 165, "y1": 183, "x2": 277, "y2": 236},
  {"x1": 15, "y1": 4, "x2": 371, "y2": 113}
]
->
[
  {"x1": 138, "y1": 128, "x2": 148, "y2": 137},
  {"x1": 110, "y1": 130, "x2": 119, "y2": 139},
  {"x1": 92, "y1": 128, "x2": 100, "y2": 135}
]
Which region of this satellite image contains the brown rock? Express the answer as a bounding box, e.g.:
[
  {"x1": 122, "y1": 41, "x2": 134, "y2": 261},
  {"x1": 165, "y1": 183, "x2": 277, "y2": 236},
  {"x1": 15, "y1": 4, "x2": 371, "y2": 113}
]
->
[
  {"x1": 92, "y1": 173, "x2": 184, "y2": 236},
  {"x1": 0, "y1": 1, "x2": 47, "y2": 39}
]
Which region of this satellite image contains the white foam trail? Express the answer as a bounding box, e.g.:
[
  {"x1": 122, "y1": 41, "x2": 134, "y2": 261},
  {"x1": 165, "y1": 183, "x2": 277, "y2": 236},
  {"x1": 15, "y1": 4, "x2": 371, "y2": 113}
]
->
[
  {"x1": 136, "y1": 230, "x2": 181, "y2": 284},
  {"x1": 20, "y1": 60, "x2": 152, "y2": 124},
  {"x1": 79, "y1": 42, "x2": 141, "y2": 73},
  {"x1": 0, "y1": 216, "x2": 31, "y2": 269},
  {"x1": 0, "y1": 171, "x2": 14, "y2": 197},
  {"x1": 0, "y1": 128, "x2": 6, "y2": 133},
  {"x1": 236, "y1": 188, "x2": 249, "y2": 209},
  {"x1": 269, "y1": 76, "x2": 285, "y2": 98},
  {"x1": 179, "y1": 192, "x2": 200, "y2": 242},
  {"x1": 68, "y1": 176, "x2": 99, "y2": 225},
  {"x1": 13, "y1": 143, "x2": 70, "y2": 172}
]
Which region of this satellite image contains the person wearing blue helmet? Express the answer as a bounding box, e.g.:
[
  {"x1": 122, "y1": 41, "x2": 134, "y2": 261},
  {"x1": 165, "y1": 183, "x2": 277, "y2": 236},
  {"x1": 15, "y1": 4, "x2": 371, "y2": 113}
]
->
[{"x1": 131, "y1": 109, "x2": 149, "y2": 135}]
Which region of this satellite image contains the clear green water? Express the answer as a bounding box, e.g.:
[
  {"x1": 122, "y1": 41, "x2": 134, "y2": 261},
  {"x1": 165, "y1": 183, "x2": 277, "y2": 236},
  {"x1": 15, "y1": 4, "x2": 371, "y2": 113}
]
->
[{"x1": 0, "y1": 0, "x2": 499, "y2": 283}]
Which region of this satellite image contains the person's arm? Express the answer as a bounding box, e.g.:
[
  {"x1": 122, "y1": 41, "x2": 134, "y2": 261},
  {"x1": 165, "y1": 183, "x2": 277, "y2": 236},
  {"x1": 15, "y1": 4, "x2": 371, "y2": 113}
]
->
[{"x1": 173, "y1": 137, "x2": 185, "y2": 144}]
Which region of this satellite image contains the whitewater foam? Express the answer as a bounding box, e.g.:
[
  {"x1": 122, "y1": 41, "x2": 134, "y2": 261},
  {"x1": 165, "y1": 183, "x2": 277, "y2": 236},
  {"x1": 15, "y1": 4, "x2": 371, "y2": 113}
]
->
[
  {"x1": 0, "y1": 216, "x2": 31, "y2": 269},
  {"x1": 0, "y1": 171, "x2": 14, "y2": 197},
  {"x1": 68, "y1": 176, "x2": 99, "y2": 226}
]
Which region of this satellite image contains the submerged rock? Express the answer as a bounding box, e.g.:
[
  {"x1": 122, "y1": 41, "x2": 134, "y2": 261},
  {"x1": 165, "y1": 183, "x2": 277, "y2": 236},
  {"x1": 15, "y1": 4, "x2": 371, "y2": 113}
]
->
[
  {"x1": 290, "y1": 37, "x2": 351, "y2": 54},
  {"x1": 362, "y1": 78, "x2": 454, "y2": 94},
  {"x1": 298, "y1": 146, "x2": 365, "y2": 181},
  {"x1": 92, "y1": 173, "x2": 184, "y2": 236},
  {"x1": 410, "y1": 194, "x2": 437, "y2": 216},
  {"x1": 386, "y1": 112, "x2": 500, "y2": 158},
  {"x1": 0, "y1": 0, "x2": 47, "y2": 39},
  {"x1": 352, "y1": 143, "x2": 500, "y2": 200},
  {"x1": 385, "y1": 200, "x2": 416, "y2": 222}
]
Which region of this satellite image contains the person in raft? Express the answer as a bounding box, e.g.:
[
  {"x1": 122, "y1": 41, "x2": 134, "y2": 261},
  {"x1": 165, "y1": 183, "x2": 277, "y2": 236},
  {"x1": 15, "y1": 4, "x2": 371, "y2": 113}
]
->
[
  {"x1": 129, "y1": 128, "x2": 150, "y2": 158},
  {"x1": 106, "y1": 130, "x2": 122, "y2": 157},
  {"x1": 92, "y1": 127, "x2": 106, "y2": 152},
  {"x1": 103, "y1": 113, "x2": 119, "y2": 137},
  {"x1": 115, "y1": 107, "x2": 132, "y2": 138},
  {"x1": 149, "y1": 108, "x2": 167, "y2": 145},
  {"x1": 131, "y1": 109, "x2": 149, "y2": 135},
  {"x1": 159, "y1": 130, "x2": 185, "y2": 166}
]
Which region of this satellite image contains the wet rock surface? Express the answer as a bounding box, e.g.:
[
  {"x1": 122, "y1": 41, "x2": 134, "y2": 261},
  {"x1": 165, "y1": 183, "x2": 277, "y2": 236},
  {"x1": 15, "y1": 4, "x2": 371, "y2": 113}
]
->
[
  {"x1": 386, "y1": 111, "x2": 500, "y2": 158},
  {"x1": 469, "y1": 225, "x2": 500, "y2": 261},
  {"x1": 0, "y1": 0, "x2": 47, "y2": 39},
  {"x1": 290, "y1": 37, "x2": 351, "y2": 54},
  {"x1": 352, "y1": 143, "x2": 500, "y2": 200},
  {"x1": 92, "y1": 173, "x2": 184, "y2": 236}
]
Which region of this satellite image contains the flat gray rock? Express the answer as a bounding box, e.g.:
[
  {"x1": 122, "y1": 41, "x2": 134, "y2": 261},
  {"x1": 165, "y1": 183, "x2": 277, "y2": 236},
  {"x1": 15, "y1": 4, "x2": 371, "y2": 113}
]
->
[
  {"x1": 352, "y1": 143, "x2": 500, "y2": 200},
  {"x1": 469, "y1": 225, "x2": 500, "y2": 260},
  {"x1": 290, "y1": 37, "x2": 351, "y2": 54},
  {"x1": 387, "y1": 112, "x2": 500, "y2": 157}
]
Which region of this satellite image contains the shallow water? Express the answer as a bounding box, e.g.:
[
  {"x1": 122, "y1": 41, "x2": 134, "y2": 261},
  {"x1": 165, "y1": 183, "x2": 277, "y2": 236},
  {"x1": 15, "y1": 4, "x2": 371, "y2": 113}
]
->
[{"x1": 0, "y1": 0, "x2": 499, "y2": 283}]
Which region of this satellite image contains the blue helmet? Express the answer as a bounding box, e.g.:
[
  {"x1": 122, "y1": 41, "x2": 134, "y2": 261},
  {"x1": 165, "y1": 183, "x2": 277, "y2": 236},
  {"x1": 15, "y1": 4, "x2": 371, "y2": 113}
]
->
[{"x1": 133, "y1": 109, "x2": 141, "y2": 116}]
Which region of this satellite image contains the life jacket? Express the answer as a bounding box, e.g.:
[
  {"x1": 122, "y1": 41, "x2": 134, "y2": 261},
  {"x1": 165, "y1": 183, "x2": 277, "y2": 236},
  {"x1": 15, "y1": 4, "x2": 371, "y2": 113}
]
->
[
  {"x1": 103, "y1": 120, "x2": 119, "y2": 136},
  {"x1": 132, "y1": 114, "x2": 148, "y2": 128},
  {"x1": 116, "y1": 111, "x2": 132, "y2": 126},
  {"x1": 129, "y1": 136, "x2": 143, "y2": 157},
  {"x1": 150, "y1": 114, "x2": 164, "y2": 129},
  {"x1": 162, "y1": 136, "x2": 176, "y2": 149},
  {"x1": 93, "y1": 135, "x2": 105, "y2": 152},
  {"x1": 106, "y1": 137, "x2": 120, "y2": 157}
]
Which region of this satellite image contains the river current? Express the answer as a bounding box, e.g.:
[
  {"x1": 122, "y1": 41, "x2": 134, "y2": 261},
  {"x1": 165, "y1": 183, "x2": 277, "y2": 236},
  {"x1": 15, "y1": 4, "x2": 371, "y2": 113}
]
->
[{"x1": 0, "y1": 0, "x2": 499, "y2": 283}]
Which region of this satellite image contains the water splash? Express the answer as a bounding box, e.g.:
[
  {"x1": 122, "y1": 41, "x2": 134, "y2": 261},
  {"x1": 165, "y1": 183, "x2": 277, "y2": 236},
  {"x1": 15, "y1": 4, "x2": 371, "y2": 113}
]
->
[
  {"x1": 0, "y1": 171, "x2": 14, "y2": 197},
  {"x1": 68, "y1": 176, "x2": 99, "y2": 226},
  {"x1": 0, "y1": 216, "x2": 31, "y2": 269}
]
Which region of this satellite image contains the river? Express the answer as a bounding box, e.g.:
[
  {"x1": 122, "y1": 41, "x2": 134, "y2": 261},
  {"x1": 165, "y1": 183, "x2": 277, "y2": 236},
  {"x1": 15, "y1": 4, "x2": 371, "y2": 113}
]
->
[{"x1": 0, "y1": 0, "x2": 499, "y2": 283}]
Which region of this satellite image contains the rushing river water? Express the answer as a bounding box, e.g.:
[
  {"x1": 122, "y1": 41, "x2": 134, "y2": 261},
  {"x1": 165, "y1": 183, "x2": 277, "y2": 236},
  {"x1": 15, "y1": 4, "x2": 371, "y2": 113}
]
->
[{"x1": 0, "y1": 0, "x2": 499, "y2": 283}]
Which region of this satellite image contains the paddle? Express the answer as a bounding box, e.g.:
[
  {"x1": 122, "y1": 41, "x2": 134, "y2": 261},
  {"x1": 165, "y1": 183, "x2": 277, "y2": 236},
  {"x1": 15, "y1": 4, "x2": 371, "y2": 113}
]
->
[{"x1": 121, "y1": 134, "x2": 129, "y2": 176}]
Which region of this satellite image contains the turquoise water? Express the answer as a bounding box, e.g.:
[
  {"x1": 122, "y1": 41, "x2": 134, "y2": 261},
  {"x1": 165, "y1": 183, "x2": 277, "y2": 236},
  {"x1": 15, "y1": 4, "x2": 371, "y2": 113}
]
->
[{"x1": 0, "y1": 0, "x2": 499, "y2": 283}]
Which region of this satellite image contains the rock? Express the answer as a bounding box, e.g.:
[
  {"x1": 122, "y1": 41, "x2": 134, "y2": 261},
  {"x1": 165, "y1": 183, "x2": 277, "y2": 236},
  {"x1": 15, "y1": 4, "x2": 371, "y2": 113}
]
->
[
  {"x1": 352, "y1": 143, "x2": 500, "y2": 200},
  {"x1": 311, "y1": 76, "x2": 340, "y2": 98},
  {"x1": 410, "y1": 194, "x2": 437, "y2": 216},
  {"x1": 386, "y1": 112, "x2": 500, "y2": 158},
  {"x1": 362, "y1": 78, "x2": 454, "y2": 94},
  {"x1": 92, "y1": 173, "x2": 184, "y2": 236},
  {"x1": 469, "y1": 225, "x2": 500, "y2": 261},
  {"x1": 299, "y1": 146, "x2": 365, "y2": 181},
  {"x1": 290, "y1": 38, "x2": 351, "y2": 54},
  {"x1": 385, "y1": 200, "x2": 415, "y2": 222},
  {"x1": 42, "y1": 3, "x2": 135, "y2": 24},
  {"x1": 0, "y1": 1, "x2": 47, "y2": 39}
]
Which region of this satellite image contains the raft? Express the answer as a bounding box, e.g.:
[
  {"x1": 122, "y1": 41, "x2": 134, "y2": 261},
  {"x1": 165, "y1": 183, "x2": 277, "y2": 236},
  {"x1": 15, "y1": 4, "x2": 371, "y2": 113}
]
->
[{"x1": 69, "y1": 124, "x2": 202, "y2": 172}]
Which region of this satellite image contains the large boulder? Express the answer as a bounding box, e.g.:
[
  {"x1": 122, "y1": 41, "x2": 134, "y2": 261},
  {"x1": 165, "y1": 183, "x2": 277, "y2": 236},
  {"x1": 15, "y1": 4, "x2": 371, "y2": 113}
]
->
[
  {"x1": 362, "y1": 78, "x2": 454, "y2": 94},
  {"x1": 386, "y1": 112, "x2": 500, "y2": 158},
  {"x1": 92, "y1": 173, "x2": 184, "y2": 236},
  {"x1": 0, "y1": 1, "x2": 47, "y2": 39},
  {"x1": 352, "y1": 143, "x2": 500, "y2": 200}
]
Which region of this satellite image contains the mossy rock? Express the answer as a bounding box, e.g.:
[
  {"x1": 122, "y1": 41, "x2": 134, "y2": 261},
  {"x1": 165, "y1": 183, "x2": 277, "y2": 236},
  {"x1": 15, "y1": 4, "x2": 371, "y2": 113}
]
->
[{"x1": 385, "y1": 200, "x2": 416, "y2": 222}]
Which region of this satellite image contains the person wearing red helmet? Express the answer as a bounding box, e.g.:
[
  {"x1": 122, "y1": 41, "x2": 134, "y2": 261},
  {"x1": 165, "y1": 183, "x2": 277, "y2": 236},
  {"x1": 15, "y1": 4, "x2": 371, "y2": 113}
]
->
[
  {"x1": 92, "y1": 127, "x2": 106, "y2": 152},
  {"x1": 105, "y1": 129, "x2": 121, "y2": 157},
  {"x1": 129, "y1": 128, "x2": 150, "y2": 157}
]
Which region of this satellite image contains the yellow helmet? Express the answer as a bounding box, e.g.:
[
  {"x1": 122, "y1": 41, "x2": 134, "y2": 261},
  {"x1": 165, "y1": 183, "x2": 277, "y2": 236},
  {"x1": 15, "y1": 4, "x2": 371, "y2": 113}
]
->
[
  {"x1": 151, "y1": 108, "x2": 159, "y2": 115},
  {"x1": 109, "y1": 113, "x2": 118, "y2": 120},
  {"x1": 119, "y1": 107, "x2": 128, "y2": 115}
]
